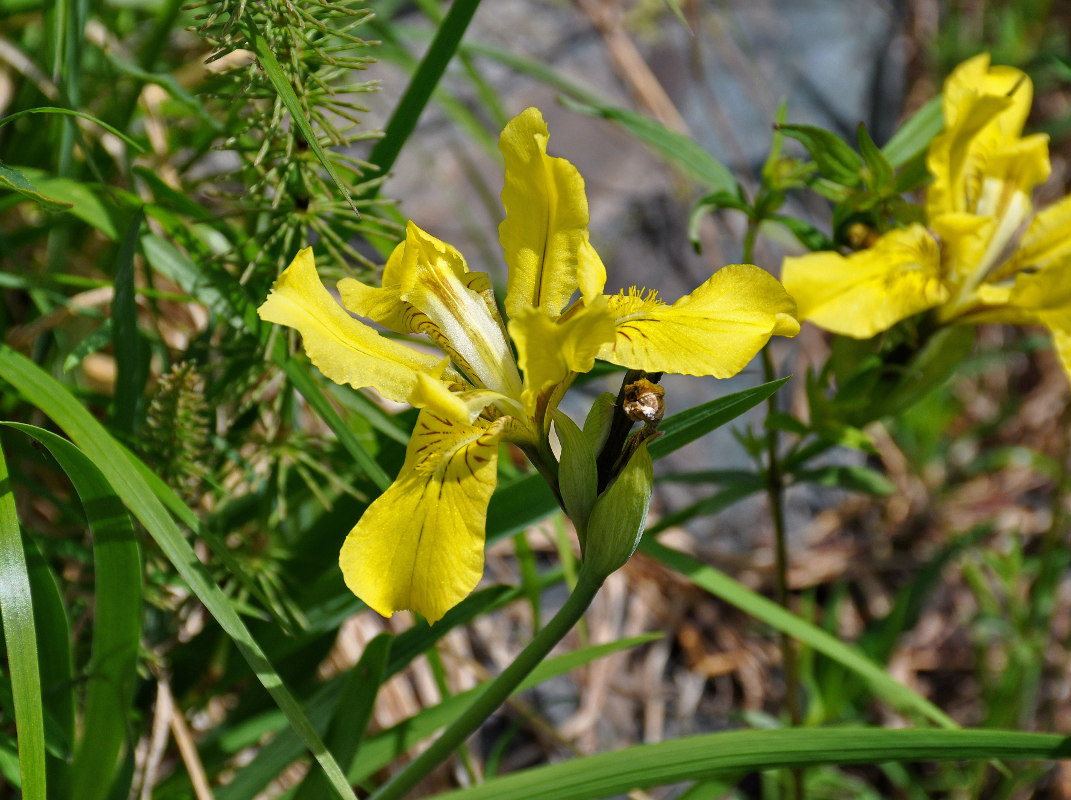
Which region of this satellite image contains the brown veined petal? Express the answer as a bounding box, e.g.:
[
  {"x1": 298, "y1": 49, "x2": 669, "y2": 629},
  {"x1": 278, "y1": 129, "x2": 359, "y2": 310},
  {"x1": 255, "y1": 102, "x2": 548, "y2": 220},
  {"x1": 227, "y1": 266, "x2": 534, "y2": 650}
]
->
[
  {"x1": 499, "y1": 107, "x2": 590, "y2": 320},
  {"x1": 257, "y1": 248, "x2": 443, "y2": 403},
  {"x1": 599, "y1": 264, "x2": 800, "y2": 377},
  {"x1": 398, "y1": 222, "x2": 523, "y2": 396},
  {"x1": 338, "y1": 412, "x2": 508, "y2": 624}
]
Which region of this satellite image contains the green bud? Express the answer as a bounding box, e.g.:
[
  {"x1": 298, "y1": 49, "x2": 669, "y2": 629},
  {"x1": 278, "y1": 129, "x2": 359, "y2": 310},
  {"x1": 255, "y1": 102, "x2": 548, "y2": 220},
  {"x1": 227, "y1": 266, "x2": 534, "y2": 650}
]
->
[
  {"x1": 582, "y1": 392, "x2": 616, "y2": 454},
  {"x1": 583, "y1": 442, "x2": 653, "y2": 578},
  {"x1": 553, "y1": 410, "x2": 598, "y2": 550}
]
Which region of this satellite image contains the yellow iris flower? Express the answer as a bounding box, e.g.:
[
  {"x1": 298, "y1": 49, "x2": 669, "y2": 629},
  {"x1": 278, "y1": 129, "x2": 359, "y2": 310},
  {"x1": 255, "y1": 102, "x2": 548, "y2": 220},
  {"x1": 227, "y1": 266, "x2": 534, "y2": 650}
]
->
[
  {"x1": 259, "y1": 108, "x2": 799, "y2": 623},
  {"x1": 782, "y1": 53, "x2": 1071, "y2": 379}
]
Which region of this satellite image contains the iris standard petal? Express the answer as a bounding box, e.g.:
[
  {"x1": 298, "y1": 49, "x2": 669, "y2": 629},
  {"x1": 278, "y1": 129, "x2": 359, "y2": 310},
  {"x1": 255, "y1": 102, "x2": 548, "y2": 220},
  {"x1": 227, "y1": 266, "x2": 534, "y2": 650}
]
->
[
  {"x1": 499, "y1": 107, "x2": 590, "y2": 320},
  {"x1": 782, "y1": 225, "x2": 946, "y2": 339},
  {"x1": 338, "y1": 411, "x2": 508, "y2": 624},
  {"x1": 926, "y1": 54, "x2": 1036, "y2": 220},
  {"x1": 599, "y1": 264, "x2": 800, "y2": 377},
  {"x1": 509, "y1": 299, "x2": 616, "y2": 418},
  {"x1": 257, "y1": 248, "x2": 443, "y2": 403}
]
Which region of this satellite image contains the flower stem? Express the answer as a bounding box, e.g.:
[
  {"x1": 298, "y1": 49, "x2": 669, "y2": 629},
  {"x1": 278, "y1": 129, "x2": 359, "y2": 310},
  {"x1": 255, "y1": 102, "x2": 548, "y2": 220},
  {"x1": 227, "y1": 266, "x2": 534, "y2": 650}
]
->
[
  {"x1": 368, "y1": 565, "x2": 605, "y2": 800},
  {"x1": 746, "y1": 217, "x2": 802, "y2": 798}
]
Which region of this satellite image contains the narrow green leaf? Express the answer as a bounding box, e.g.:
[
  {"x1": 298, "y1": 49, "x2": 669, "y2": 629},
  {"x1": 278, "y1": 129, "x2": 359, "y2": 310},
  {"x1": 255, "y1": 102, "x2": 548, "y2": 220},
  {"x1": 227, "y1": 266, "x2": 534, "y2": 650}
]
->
[
  {"x1": 112, "y1": 211, "x2": 145, "y2": 436},
  {"x1": 881, "y1": 96, "x2": 942, "y2": 169},
  {"x1": 0, "y1": 435, "x2": 47, "y2": 800},
  {"x1": 366, "y1": 0, "x2": 482, "y2": 181},
  {"x1": 0, "y1": 347, "x2": 359, "y2": 800},
  {"x1": 292, "y1": 634, "x2": 392, "y2": 800},
  {"x1": 348, "y1": 634, "x2": 663, "y2": 786},
  {"x1": 0, "y1": 161, "x2": 73, "y2": 212},
  {"x1": 21, "y1": 534, "x2": 73, "y2": 796},
  {"x1": 431, "y1": 728, "x2": 1071, "y2": 800},
  {"x1": 778, "y1": 124, "x2": 863, "y2": 186},
  {"x1": 639, "y1": 537, "x2": 958, "y2": 729},
  {"x1": 0, "y1": 107, "x2": 145, "y2": 151},
  {"x1": 650, "y1": 379, "x2": 788, "y2": 460},
  {"x1": 560, "y1": 96, "x2": 738, "y2": 192},
  {"x1": 768, "y1": 213, "x2": 834, "y2": 252},
  {"x1": 2, "y1": 424, "x2": 142, "y2": 800},
  {"x1": 857, "y1": 123, "x2": 894, "y2": 190},
  {"x1": 792, "y1": 464, "x2": 896, "y2": 496},
  {"x1": 242, "y1": 23, "x2": 358, "y2": 216},
  {"x1": 660, "y1": 0, "x2": 690, "y2": 28}
]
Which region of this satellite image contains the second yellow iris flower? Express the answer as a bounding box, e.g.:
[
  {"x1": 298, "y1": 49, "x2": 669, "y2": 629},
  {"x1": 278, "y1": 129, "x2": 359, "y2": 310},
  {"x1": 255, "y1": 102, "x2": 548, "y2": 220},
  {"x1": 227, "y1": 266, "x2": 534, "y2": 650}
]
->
[{"x1": 783, "y1": 53, "x2": 1071, "y2": 380}]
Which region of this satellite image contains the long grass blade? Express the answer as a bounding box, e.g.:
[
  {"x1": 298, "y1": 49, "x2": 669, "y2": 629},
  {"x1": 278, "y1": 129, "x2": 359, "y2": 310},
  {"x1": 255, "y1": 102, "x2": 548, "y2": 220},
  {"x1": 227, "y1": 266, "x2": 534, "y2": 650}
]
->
[
  {"x1": 639, "y1": 537, "x2": 958, "y2": 729},
  {"x1": 3, "y1": 423, "x2": 142, "y2": 800},
  {"x1": 366, "y1": 0, "x2": 482, "y2": 181},
  {"x1": 0, "y1": 346, "x2": 359, "y2": 800},
  {"x1": 431, "y1": 728, "x2": 1071, "y2": 800},
  {"x1": 0, "y1": 434, "x2": 47, "y2": 800}
]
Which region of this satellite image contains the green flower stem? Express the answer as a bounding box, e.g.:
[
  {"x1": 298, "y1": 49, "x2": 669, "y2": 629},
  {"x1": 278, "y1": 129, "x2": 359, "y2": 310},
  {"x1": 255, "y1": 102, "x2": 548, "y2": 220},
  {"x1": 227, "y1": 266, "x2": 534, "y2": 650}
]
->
[
  {"x1": 368, "y1": 564, "x2": 605, "y2": 800},
  {"x1": 745, "y1": 219, "x2": 801, "y2": 799}
]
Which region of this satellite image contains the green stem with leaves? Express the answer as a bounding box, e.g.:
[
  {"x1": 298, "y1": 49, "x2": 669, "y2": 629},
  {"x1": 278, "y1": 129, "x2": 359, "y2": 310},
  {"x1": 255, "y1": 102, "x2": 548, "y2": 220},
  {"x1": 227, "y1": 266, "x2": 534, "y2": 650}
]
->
[
  {"x1": 745, "y1": 216, "x2": 802, "y2": 799},
  {"x1": 368, "y1": 564, "x2": 605, "y2": 800}
]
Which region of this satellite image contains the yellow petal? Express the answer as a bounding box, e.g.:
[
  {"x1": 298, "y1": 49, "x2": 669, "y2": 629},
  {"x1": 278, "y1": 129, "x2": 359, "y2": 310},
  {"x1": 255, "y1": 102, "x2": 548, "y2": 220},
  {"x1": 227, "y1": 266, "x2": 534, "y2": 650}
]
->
[
  {"x1": 926, "y1": 54, "x2": 1039, "y2": 220},
  {"x1": 337, "y1": 241, "x2": 413, "y2": 334},
  {"x1": 339, "y1": 412, "x2": 508, "y2": 624},
  {"x1": 782, "y1": 226, "x2": 946, "y2": 338},
  {"x1": 942, "y1": 53, "x2": 1032, "y2": 137},
  {"x1": 509, "y1": 299, "x2": 616, "y2": 418},
  {"x1": 599, "y1": 264, "x2": 800, "y2": 377},
  {"x1": 409, "y1": 369, "x2": 521, "y2": 425},
  {"x1": 499, "y1": 108, "x2": 590, "y2": 319},
  {"x1": 578, "y1": 238, "x2": 608, "y2": 305},
  {"x1": 1002, "y1": 193, "x2": 1071, "y2": 276},
  {"x1": 1046, "y1": 323, "x2": 1071, "y2": 384},
  {"x1": 257, "y1": 248, "x2": 442, "y2": 403}
]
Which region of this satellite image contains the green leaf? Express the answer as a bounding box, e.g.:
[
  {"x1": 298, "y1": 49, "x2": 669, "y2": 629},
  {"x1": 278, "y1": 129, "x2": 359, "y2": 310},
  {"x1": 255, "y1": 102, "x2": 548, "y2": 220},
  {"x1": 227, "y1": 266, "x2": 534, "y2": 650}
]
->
[
  {"x1": 21, "y1": 534, "x2": 73, "y2": 796},
  {"x1": 429, "y1": 728, "x2": 1071, "y2": 800},
  {"x1": 0, "y1": 436, "x2": 47, "y2": 800},
  {"x1": 0, "y1": 347, "x2": 359, "y2": 800},
  {"x1": 639, "y1": 537, "x2": 957, "y2": 729},
  {"x1": 767, "y1": 213, "x2": 835, "y2": 251},
  {"x1": 0, "y1": 107, "x2": 145, "y2": 152},
  {"x1": 856, "y1": 123, "x2": 894, "y2": 190},
  {"x1": 560, "y1": 96, "x2": 738, "y2": 192},
  {"x1": 650, "y1": 379, "x2": 787, "y2": 460},
  {"x1": 242, "y1": 22, "x2": 358, "y2": 216},
  {"x1": 366, "y1": 0, "x2": 482, "y2": 182},
  {"x1": 292, "y1": 634, "x2": 392, "y2": 800},
  {"x1": 881, "y1": 96, "x2": 942, "y2": 169},
  {"x1": 778, "y1": 124, "x2": 864, "y2": 186},
  {"x1": 112, "y1": 211, "x2": 145, "y2": 436},
  {"x1": 792, "y1": 464, "x2": 896, "y2": 496},
  {"x1": 0, "y1": 161, "x2": 73, "y2": 212},
  {"x1": 2, "y1": 424, "x2": 142, "y2": 800},
  {"x1": 688, "y1": 190, "x2": 751, "y2": 252}
]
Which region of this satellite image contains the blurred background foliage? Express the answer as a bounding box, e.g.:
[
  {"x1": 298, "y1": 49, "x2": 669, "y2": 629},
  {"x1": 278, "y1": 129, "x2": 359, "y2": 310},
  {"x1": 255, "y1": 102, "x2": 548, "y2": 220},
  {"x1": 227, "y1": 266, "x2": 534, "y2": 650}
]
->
[{"x1": 3, "y1": 0, "x2": 1071, "y2": 798}]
